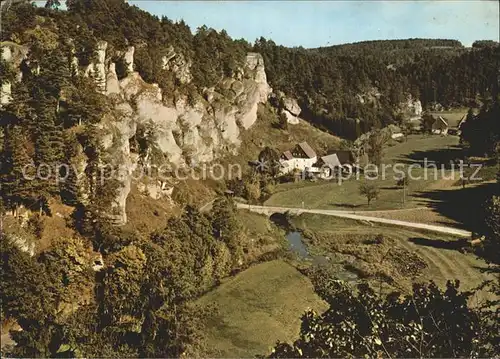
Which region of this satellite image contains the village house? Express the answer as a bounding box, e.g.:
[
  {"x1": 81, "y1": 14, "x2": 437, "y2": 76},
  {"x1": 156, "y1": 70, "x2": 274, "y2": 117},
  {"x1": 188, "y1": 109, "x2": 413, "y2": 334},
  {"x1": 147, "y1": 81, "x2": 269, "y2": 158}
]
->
[
  {"x1": 279, "y1": 142, "x2": 317, "y2": 174},
  {"x1": 310, "y1": 150, "x2": 355, "y2": 178},
  {"x1": 441, "y1": 112, "x2": 468, "y2": 136},
  {"x1": 431, "y1": 116, "x2": 449, "y2": 135},
  {"x1": 429, "y1": 112, "x2": 468, "y2": 135}
]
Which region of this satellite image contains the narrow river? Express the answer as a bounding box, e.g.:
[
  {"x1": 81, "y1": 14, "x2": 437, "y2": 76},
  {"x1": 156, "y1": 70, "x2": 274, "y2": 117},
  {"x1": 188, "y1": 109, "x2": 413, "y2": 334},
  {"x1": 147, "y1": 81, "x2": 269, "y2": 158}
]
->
[{"x1": 285, "y1": 231, "x2": 359, "y2": 283}]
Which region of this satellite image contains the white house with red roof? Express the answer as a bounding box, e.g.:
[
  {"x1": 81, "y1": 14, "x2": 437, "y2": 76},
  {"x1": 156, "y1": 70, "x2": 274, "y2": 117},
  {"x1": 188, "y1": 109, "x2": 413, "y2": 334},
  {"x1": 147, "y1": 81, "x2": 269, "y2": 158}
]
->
[{"x1": 279, "y1": 142, "x2": 317, "y2": 174}]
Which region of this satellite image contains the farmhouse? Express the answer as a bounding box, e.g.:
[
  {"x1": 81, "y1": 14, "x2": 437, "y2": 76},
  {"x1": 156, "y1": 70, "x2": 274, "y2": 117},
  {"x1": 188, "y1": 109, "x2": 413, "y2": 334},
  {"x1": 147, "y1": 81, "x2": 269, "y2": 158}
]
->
[
  {"x1": 441, "y1": 112, "x2": 467, "y2": 135},
  {"x1": 429, "y1": 112, "x2": 468, "y2": 135},
  {"x1": 279, "y1": 142, "x2": 317, "y2": 174},
  {"x1": 431, "y1": 116, "x2": 449, "y2": 135},
  {"x1": 308, "y1": 150, "x2": 355, "y2": 178}
]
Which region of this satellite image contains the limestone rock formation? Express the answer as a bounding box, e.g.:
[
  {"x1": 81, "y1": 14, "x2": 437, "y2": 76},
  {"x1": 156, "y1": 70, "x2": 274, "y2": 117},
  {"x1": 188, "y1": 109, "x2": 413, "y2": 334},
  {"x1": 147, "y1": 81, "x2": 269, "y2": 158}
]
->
[
  {"x1": 0, "y1": 42, "x2": 28, "y2": 106},
  {"x1": 356, "y1": 87, "x2": 382, "y2": 106},
  {"x1": 96, "y1": 45, "x2": 271, "y2": 223},
  {"x1": 106, "y1": 62, "x2": 121, "y2": 95},
  {"x1": 283, "y1": 97, "x2": 301, "y2": 116},
  {"x1": 283, "y1": 97, "x2": 301, "y2": 124},
  {"x1": 123, "y1": 46, "x2": 134, "y2": 73},
  {"x1": 274, "y1": 92, "x2": 301, "y2": 125},
  {"x1": 2, "y1": 38, "x2": 272, "y2": 224},
  {"x1": 8, "y1": 233, "x2": 35, "y2": 256},
  {"x1": 84, "y1": 40, "x2": 108, "y2": 93},
  {"x1": 245, "y1": 52, "x2": 272, "y2": 103},
  {"x1": 1, "y1": 82, "x2": 12, "y2": 106},
  {"x1": 283, "y1": 110, "x2": 300, "y2": 125},
  {"x1": 161, "y1": 46, "x2": 192, "y2": 84}
]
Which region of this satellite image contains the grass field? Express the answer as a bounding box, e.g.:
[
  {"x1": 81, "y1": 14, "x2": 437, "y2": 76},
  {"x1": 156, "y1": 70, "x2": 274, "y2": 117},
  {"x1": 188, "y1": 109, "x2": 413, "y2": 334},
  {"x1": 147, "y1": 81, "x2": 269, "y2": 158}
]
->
[
  {"x1": 197, "y1": 260, "x2": 327, "y2": 357},
  {"x1": 266, "y1": 135, "x2": 463, "y2": 210},
  {"x1": 265, "y1": 135, "x2": 497, "y2": 230},
  {"x1": 292, "y1": 213, "x2": 497, "y2": 298},
  {"x1": 238, "y1": 210, "x2": 287, "y2": 261}
]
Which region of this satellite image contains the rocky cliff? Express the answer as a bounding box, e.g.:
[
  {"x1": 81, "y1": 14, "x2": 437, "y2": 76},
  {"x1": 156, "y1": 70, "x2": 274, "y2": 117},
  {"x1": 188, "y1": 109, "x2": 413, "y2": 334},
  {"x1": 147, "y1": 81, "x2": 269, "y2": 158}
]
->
[{"x1": 1, "y1": 40, "x2": 272, "y2": 224}]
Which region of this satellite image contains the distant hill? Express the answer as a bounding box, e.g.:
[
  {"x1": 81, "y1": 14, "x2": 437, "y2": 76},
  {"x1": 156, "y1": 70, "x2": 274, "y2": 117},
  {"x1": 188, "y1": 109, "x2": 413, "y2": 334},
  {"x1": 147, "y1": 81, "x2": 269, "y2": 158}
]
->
[
  {"x1": 255, "y1": 36, "x2": 498, "y2": 138},
  {"x1": 314, "y1": 38, "x2": 463, "y2": 53}
]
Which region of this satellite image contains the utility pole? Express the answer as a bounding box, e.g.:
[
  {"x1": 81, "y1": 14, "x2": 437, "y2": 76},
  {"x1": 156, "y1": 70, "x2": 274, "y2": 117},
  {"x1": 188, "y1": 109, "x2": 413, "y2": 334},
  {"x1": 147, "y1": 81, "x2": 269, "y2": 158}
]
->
[{"x1": 400, "y1": 175, "x2": 407, "y2": 206}]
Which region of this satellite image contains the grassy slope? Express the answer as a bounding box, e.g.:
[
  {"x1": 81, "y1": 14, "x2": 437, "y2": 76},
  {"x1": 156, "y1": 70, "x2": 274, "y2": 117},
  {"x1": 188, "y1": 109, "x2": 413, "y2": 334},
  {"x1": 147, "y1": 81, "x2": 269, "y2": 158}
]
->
[
  {"x1": 197, "y1": 260, "x2": 327, "y2": 358},
  {"x1": 238, "y1": 210, "x2": 287, "y2": 261}
]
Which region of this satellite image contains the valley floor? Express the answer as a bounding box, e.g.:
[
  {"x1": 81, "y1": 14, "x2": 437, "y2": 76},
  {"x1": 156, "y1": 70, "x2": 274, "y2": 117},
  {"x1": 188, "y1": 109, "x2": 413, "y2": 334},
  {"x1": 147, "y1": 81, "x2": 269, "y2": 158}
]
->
[
  {"x1": 197, "y1": 134, "x2": 498, "y2": 356},
  {"x1": 265, "y1": 134, "x2": 498, "y2": 232},
  {"x1": 198, "y1": 211, "x2": 496, "y2": 357}
]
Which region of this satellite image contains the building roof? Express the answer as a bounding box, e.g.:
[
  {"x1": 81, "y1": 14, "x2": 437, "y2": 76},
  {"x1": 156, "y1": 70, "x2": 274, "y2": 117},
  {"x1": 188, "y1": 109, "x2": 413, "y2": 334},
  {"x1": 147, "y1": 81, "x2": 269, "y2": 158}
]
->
[
  {"x1": 335, "y1": 150, "x2": 354, "y2": 165},
  {"x1": 320, "y1": 151, "x2": 354, "y2": 168},
  {"x1": 282, "y1": 150, "x2": 294, "y2": 160},
  {"x1": 441, "y1": 113, "x2": 467, "y2": 128},
  {"x1": 433, "y1": 116, "x2": 449, "y2": 129},
  {"x1": 297, "y1": 142, "x2": 317, "y2": 159},
  {"x1": 320, "y1": 153, "x2": 342, "y2": 168},
  {"x1": 429, "y1": 112, "x2": 467, "y2": 128}
]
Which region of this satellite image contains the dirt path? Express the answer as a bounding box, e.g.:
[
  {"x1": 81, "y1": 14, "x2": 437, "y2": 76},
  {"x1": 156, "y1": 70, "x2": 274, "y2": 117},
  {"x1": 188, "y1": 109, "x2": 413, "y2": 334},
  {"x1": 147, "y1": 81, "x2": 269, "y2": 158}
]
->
[
  {"x1": 237, "y1": 204, "x2": 471, "y2": 238},
  {"x1": 199, "y1": 199, "x2": 215, "y2": 212}
]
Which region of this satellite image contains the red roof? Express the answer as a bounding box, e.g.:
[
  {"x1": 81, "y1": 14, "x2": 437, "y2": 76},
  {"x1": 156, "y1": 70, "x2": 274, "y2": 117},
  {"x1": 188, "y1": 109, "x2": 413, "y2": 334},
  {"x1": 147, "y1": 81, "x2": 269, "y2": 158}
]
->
[
  {"x1": 297, "y1": 142, "x2": 316, "y2": 159},
  {"x1": 282, "y1": 150, "x2": 294, "y2": 160}
]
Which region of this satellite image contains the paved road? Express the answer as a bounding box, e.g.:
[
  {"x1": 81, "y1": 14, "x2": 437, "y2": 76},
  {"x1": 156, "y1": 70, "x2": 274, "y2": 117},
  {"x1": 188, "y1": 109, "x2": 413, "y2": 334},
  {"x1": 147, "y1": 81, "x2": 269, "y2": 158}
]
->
[{"x1": 237, "y1": 204, "x2": 471, "y2": 238}]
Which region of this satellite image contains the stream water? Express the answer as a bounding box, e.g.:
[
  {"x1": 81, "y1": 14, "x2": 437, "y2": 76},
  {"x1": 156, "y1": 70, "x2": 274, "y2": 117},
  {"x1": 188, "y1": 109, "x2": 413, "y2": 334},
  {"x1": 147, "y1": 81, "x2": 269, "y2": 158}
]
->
[{"x1": 285, "y1": 231, "x2": 359, "y2": 283}]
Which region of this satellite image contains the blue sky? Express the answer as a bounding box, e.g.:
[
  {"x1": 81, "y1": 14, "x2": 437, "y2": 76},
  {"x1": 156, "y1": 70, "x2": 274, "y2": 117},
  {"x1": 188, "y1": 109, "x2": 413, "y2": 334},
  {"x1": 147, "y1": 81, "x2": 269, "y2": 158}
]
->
[{"x1": 129, "y1": 0, "x2": 499, "y2": 48}]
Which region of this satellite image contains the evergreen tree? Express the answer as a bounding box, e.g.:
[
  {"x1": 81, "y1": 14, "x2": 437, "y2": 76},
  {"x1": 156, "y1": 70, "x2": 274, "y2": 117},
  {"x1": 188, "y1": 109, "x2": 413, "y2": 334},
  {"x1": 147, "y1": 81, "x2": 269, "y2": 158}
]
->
[
  {"x1": 482, "y1": 195, "x2": 500, "y2": 265},
  {"x1": 0, "y1": 235, "x2": 62, "y2": 357},
  {"x1": 60, "y1": 133, "x2": 81, "y2": 205},
  {"x1": 32, "y1": 95, "x2": 64, "y2": 197},
  {"x1": 367, "y1": 129, "x2": 385, "y2": 166},
  {"x1": 210, "y1": 196, "x2": 242, "y2": 252},
  {"x1": 0, "y1": 126, "x2": 36, "y2": 211}
]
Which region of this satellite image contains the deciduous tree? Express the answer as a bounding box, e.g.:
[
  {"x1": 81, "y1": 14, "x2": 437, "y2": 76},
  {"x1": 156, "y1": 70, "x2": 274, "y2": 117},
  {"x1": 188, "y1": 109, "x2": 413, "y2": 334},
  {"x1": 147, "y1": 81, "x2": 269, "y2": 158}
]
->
[
  {"x1": 270, "y1": 278, "x2": 497, "y2": 358},
  {"x1": 359, "y1": 182, "x2": 379, "y2": 206}
]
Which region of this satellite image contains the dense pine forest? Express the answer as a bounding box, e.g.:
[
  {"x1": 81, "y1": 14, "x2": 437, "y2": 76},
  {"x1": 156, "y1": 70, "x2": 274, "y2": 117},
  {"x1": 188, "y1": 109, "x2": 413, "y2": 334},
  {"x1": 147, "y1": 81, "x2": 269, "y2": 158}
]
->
[
  {"x1": 255, "y1": 38, "x2": 499, "y2": 137},
  {"x1": 0, "y1": 0, "x2": 499, "y2": 357}
]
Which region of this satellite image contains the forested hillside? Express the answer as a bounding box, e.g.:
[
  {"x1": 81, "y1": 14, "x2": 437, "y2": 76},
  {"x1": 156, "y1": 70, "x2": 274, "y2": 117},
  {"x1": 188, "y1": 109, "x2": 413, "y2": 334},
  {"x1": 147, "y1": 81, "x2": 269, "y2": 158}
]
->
[
  {"x1": 0, "y1": 0, "x2": 270, "y2": 223},
  {"x1": 3, "y1": 0, "x2": 498, "y2": 141},
  {"x1": 255, "y1": 37, "x2": 499, "y2": 138},
  {"x1": 1, "y1": 0, "x2": 252, "y2": 90}
]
